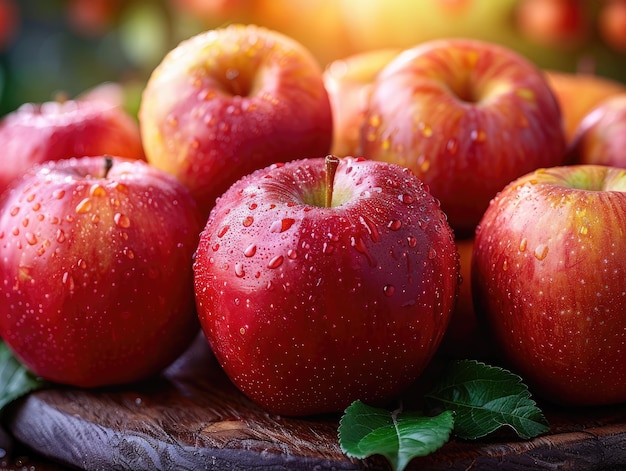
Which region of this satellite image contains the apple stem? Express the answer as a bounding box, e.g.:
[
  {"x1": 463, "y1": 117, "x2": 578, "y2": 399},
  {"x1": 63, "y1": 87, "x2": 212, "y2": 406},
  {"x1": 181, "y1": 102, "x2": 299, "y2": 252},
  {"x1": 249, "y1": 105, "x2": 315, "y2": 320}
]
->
[
  {"x1": 104, "y1": 156, "x2": 113, "y2": 178},
  {"x1": 325, "y1": 155, "x2": 340, "y2": 208}
]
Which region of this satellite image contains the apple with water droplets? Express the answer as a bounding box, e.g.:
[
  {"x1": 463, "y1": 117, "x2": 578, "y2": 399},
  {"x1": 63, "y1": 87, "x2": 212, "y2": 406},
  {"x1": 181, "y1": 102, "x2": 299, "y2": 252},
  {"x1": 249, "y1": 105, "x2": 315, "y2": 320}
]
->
[
  {"x1": 193, "y1": 155, "x2": 460, "y2": 416},
  {"x1": 0, "y1": 97, "x2": 145, "y2": 199},
  {"x1": 472, "y1": 164, "x2": 626, "y2": 405},
  {"x1": 0, "y1": 156, "x2": 202, "y2": 387},
  {"x1": 360, "y1": 38, "x2": 567, "y2": 237},
  {"x1": 139, "y1": 23, "x2": 334, "y2": 219}
]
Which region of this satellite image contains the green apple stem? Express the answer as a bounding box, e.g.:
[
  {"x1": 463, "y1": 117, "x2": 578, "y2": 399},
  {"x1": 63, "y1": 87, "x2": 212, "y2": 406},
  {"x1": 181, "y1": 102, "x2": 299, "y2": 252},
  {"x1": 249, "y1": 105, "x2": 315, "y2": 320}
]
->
[
  {"x1": 325, "y1": 155, "x2": 340, "y2": 208},
  {"x1": 104, "y1": 156, "x2": 113, "y2": 178}
]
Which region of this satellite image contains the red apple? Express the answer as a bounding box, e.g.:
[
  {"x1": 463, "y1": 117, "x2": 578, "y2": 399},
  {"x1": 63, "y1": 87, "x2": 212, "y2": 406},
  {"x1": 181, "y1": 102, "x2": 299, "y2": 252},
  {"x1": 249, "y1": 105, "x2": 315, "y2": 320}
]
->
[
  {"x1": 598, "y1": 0, "x2": 626, "y2": 53},
  {"x1": 472, "y1": 164, "x2": 626, "y2": 406},
  {"x1": 568, "y1": 94, "x2": 626, "y2": 168},
  {"x1": 545, "y1": 70, "x2": 626, "y2": 143},
  {"x1": 515, "y1": 0, "x2": 591, "y2": 49},
  {"x1": 323, "y1": 48, "x2": 400, "y2": 157},
  {"x1": 193, "y1": 156, "x2": 460, "y2": 416},
  {"x1": 0, "y1": 98, "x2": 145, "y2": 198},
  {"x1": 0, "y1": 156, "x2": 202, "y2": 387},
  {"x1": 360, "y1": 38, "x2": 567, "y2": 237},
  {"x1": 139, "y1": 24, "x2": 334, "y2": 218}
]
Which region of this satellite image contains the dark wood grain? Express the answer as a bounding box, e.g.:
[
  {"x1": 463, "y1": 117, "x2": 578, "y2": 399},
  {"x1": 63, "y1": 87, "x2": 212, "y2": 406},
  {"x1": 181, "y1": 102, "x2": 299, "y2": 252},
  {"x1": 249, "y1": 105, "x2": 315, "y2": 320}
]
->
[{"x1": 5, "y1": 334, "x2": 626, "y2": 471}]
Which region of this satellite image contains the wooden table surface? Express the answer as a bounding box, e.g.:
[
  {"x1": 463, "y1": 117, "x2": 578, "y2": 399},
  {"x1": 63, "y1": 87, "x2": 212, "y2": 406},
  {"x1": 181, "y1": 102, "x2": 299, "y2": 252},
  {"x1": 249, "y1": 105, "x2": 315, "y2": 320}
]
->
[{"x1": 2, "y1": 333, "x2": 626, "y2": 471}]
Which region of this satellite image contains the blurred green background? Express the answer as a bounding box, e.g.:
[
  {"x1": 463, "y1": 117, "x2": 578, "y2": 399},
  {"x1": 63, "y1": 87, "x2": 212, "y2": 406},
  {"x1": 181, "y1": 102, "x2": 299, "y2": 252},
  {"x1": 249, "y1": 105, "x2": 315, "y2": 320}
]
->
[{"x1": 1, "y1": 0, "x2": 624, "y2": 118}]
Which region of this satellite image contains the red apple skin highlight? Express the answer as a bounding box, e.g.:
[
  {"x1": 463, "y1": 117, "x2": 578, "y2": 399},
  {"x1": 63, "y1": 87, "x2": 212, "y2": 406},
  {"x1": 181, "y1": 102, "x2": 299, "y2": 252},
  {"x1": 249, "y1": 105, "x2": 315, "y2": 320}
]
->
[
  {"x1": 0, "y1": 99, "x2": 145, "y2": 198},
  {"x1": 0, "y1": 157, "x2": 202, "y2": 388},
  {"x1": 139, "y1": 24, "x2": 334, "y2": 218},
  {"x1": 361, "y1": 38, "x2": 567, "y2": 237},
  {"x1": 472, "y1": 165, "x2": 626, "y2": 406},
  {"x1": 193, "y1": 156, "x2": 460, "y2": 417}
]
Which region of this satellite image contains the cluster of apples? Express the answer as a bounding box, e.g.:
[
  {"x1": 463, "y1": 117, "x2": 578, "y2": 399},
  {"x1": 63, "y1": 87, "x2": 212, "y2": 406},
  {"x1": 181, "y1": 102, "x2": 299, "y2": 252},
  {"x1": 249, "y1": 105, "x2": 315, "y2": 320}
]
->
[{"x1": 0, "y1": 23, "x2": 625, "y2": 417}]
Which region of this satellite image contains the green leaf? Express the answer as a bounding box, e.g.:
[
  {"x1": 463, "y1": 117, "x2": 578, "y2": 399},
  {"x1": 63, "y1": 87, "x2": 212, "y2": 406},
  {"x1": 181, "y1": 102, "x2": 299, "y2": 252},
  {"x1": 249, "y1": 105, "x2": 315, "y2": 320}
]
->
[
  {"x1": 339, "y1": 400, "x2": 454, "y2": 471},
  {"x1": 0, "y1": 340, "x2": 48, "y2": 414},
  {"x1": 425, "y1": 359, "x2": 549, "y2": 440}
]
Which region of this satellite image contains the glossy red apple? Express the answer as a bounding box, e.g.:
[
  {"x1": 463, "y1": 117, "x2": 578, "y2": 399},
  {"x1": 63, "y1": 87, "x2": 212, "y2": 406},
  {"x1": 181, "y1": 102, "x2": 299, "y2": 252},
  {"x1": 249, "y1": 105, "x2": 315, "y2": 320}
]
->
[
  {"x1": 568, "y1": 94, "x2": 626, "y2": 168},
  {"x1": 515, "y1": 0, "x2": 591, "y2": 49},
  {"x1": 139, "y1": 23, "x2": 334, "y2": 218},
  {"x1": 545, "y1": 70, "x2": 626, "y2": 143},
  {"x1": 193, "y1": 156, "x2": 460, "y2": 416},
  {"x1": 0, "y1": 156, "x2": 202, "y2": 387},
  {"x1": 360, "y1": 38, "x2": 567, "y2": 237},
  {"x1": 0, "y1": 98, "x2": 145, "y2": 198},
  {"x1": 472, "y1": 165, "x2": 626, "y2": 405},
  {"x1": 323, "y1": 48, "x2": 400, "y2": 157}
]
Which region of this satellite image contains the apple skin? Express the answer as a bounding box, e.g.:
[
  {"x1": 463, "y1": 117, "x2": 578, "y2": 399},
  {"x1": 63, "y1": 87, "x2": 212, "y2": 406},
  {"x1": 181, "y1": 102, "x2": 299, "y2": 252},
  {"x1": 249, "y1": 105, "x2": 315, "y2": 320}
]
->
[
  {"x1": 0, "y1": 156, "x2": 202, "y2": 387},
  {"x1": 0, "y1": 98, "x2": 145, "y2": 198},
  {"x1": 139, "y1": 23, "x2": 334, "y2": 218},
  {"x1": 323, "y1": 48, "x2": 400, "y2": 157},
  {"x1": 567, "y1": 94, "x2": 626, "y2": 168},
  {"x1": 545, "y1": 70, "x2": 626, "y2": 143},
  {"x1": 360, "y1": 38, "x2": 567, "y2": 237},
  {"x1": 193, "y1": 156, "x2": 460, "y2": 416},
  {"x1": 472, "y1": 165, "x2": 626, "y2": 406}
]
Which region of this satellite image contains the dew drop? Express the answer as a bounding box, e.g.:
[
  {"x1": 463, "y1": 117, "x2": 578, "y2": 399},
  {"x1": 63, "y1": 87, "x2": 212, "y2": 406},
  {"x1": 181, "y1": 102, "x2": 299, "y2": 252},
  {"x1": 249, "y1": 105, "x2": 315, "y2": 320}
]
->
[
  {"x1": 519, "y1": 238, "x2": 528, "y2": 252},
  {"x1": 267, "y1": 255, "x2": 284, "y2": 269},
  {"x1": 90, "y1": 184, "x2": 106, "y2": 197},
  {"x1": 534, "y1": 244, "x2": 549, "y2": 261},
  {"x1": 31, "y1": 202, "x2": 41, "y2": 211},
  {"x1": 9, "y1": 206, "x2": 19, "y2": 217},
  {"x1": 388, "y1": 220, "x2": 402, "y2": 231},
  {"x1": 244, "y1": 244, "x2": 257, "y2": 257},
  {"x1": 25, "y1": 232, "x2": 37, "y2": 245},
  {"x1": 235, "y1": 262, "x2": 245, "y2": 278},
  {"x1": 212, "y1": 243, "x2": 220, "y2": 252},
  {"x1": 62, "y1": 272, "x2": 75, "y2": 291},
  {"x1": 407, "y1": 235, "x2": 417, "y2": 248},
  {"x1": 399, "y1": 194, "x2": 414, "y2": 204},
  {"x1": 75, "y1": 198, "x2": 92, "y2": 214},
  {"x1": 322, "y1": 242, "x2": 335, "y2": 255},
  {"x1": 383, "y1": 284, "x2": 395, "y2": 297},
  {"x1": 287, "y1": 249, "x2": 298, "y2": 260},
  {"x1": 243, "y1": 216, "x2": 254, "y2": 227},
  {"x1": 428, "y1": 248, "x2": 437, "y2": 259},
  {"x1": 217, "y1": 225, "x2": 230, "y2": 238},
  {"x1": 360, "y1": 216, "x2": 380, "y2": 242},
  {"x1": 124, "y1": 247, "x2": 135, "y2": 259},
  {"x1": 446, "y1": 138, "x2": 458, "y2": 154},
  {"x1": 471, "y1": 129, "x2": 487, "y2": 142},
  {"x1": 53, "y1": 189, "x2": 65, "y2": 199},
  {"x1": 114, "y1": 213, "x2": 131, "y2": 228},
  {"x1": 270, "y1": 218, "x2": 295, "y2": 233}
]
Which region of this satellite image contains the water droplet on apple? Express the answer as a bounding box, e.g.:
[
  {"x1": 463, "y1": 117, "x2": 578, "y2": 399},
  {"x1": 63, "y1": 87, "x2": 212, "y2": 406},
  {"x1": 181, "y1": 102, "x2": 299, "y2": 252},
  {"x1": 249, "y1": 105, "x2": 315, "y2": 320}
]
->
[
  {"x1": 519, "y1": 238, "x2": 528, "y2": 252},
  {"x1": 428, "y1": 248, "x2": 437, "y2": 259},
  {"x1": 471, "y1": 129, "x2": 487, "y2": 142},
  {"x1": 90, "y1": 184, "x2": 106, "y2": 197},
  {"x1": 420, "y1": 122, "x2": 433, "y2": 137},
  {"x1": 322, "y1": 242, "x2": 334, "y2": 255},
  {"x1": 114, "y1": 213, "x2": 130, "y2": 228},
  {"x1": 25, "y1": 232, "x2": 37, "y2": 245},
  {"x1": 75, "y1": 198, "x2": 92, "y2": 214},
  {"x1": 502, "y1": 259, "x2": 508, "y2": 271},
  {"x1": 407, "y1": 236, "x2": 417, "y2": 248},
  {"x1": 360, "y1": 216, "x2": 380, "y2": 242},
  {"x1": 123, "y1": 247, "x2": 135, "y2": 259},
  {"x1": 270, "y1": 218, "x2": 295, "y2": 233},
  {"x1": 62, "y1": 272, "x2": 75, "y2": 291},
  {"x1": 388, "y1": 220, "x2": 402, "y2": 231},
  {"x1": 534, "y1": 244, "x2": 549, "y2": 261},
  {"x1": 268, "y1": 255, "x2": 284, "y2": 269},
  {"x1": 243, "y1": 216, "x2": 254, "y2": 227},
  {"x1": 9, "y1": 206, "x2": 19, "y2": 217},
  {"x1": 446, "y1": 138, "x2": 458, "y2": 155},
  {"x1": 287, "y1": 249, "x2": 298, "y2": 260},
  {"x1": 235, "y1": 262, "x2": 245, "y2": 278},
  {"x1": 383, "y1": 284, "x2": 395, "y2": 297},
  {"x1": 399, "y1": 194, "x2": 414, "y2": 204},
  {"x1": 53, "y1": 189, "x2": 65, "y2": 199},
  {"x1": 217, "y1": 225, "x2": 230, "y2": 237},
  {"x1": 244, "y1": 244, "x2": 257, "y2": 257}
]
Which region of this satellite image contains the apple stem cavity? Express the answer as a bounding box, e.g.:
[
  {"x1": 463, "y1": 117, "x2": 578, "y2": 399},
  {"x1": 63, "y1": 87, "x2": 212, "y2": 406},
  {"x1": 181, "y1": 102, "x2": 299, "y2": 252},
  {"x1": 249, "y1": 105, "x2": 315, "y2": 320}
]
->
[
  {"x1": 325, "y1": 155, "x2": 340, "y2": 208},
  {"x1": 103, "y1": 156, "x2": 114, "y2": 178}
]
